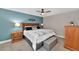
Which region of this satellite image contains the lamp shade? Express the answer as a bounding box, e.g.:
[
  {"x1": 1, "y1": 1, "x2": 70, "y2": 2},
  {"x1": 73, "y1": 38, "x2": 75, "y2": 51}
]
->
[
  {"x1": 41, "y1": 23, "x2": 43, "y2": 26},
  {"x1": 15, "y1": 23, "x2": 20, "y2": 27}
]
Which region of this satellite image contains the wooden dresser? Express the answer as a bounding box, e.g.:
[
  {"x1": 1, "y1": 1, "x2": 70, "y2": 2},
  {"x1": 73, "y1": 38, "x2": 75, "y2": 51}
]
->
[
  {"x1": 64, "y1": 26, "x2": 79, "y2": 51},
  {"x1": 12, "y1": 31, "x2": 23, "y2": 43}
]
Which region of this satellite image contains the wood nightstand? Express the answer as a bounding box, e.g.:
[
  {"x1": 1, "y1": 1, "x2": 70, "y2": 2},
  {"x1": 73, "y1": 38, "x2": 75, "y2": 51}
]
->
[{"x1": 12, "y1": 31, "x2": 23, "y2": 43}]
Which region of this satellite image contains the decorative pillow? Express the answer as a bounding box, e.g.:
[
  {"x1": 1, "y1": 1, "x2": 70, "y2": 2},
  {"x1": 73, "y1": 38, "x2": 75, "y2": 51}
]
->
[
  {"x1": 37, "y1": 26, "x2": 40, "y2": 29},
  {"x1": 25, "y1": 27, "x2": 32, "y2": 30}
]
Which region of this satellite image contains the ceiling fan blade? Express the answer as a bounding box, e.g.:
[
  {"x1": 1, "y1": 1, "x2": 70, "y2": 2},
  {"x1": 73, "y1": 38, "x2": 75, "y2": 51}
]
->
[
  {"x1": 45, "y1": 11, "x2": 51, "y2": 13},
  {"x1": 36, "y1": 11, "x2": 41, "y2": 12}
]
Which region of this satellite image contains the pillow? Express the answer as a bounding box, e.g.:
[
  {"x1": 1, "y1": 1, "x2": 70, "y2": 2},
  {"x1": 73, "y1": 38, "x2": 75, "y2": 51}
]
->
[
  {"x1": 37, "y1": 26, "x2": 40, "y2": 29},
  {"x1": 25, "y1": 27, "x2": 32, "y2": 30},
  {"x1": 32, "y1": 26, "x2": 37, "y2": 30}
]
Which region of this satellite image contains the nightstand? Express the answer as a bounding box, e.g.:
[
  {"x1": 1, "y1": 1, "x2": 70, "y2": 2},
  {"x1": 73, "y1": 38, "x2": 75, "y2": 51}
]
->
[{"x1": 12, "y1": 31, "x2": 23, "y2": 43}]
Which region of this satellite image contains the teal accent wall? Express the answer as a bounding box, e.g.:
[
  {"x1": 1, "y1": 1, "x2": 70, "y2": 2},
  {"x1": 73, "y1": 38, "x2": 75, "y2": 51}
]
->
[{"x1": 0, "y1": 8, "x2": 43, "y2": 41}]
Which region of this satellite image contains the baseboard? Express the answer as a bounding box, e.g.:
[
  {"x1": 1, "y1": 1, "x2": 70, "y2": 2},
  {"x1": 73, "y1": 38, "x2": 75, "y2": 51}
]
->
[
  {"x1": 0, "y1": 39, "x2": 11, "y2": 44},
  {"x1": 56, "y1": 35, "x2": 64, "y2": 38}
]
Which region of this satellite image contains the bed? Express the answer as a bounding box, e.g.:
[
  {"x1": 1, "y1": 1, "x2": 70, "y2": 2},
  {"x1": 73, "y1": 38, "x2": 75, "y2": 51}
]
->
[{"x1": 22, "y1": 23, "x2": 55, "y2": 51}]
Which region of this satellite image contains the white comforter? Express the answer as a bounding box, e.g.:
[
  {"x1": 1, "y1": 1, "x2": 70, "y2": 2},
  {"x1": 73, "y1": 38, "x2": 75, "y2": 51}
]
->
[{"x1": 23, "y1": 29, "x2": 55, "y2": 51}]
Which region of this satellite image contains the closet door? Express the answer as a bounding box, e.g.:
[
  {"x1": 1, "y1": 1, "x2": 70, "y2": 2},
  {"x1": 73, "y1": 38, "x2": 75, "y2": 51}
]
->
[
  {"x1": 73, "y1": 27, "x2": 79, "y2": 50},
  {"x1": 64, "y1": 26, "x2": 75, "y2": 50}
]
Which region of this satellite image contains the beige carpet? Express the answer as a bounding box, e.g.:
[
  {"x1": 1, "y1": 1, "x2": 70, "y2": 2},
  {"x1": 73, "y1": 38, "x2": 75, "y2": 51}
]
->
[{"x1": 0, "y1": 37, "x2": 69, "y2": 51}]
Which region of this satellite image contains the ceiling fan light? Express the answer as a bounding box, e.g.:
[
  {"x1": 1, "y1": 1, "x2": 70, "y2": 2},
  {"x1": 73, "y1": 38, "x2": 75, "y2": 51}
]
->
[{"x1": 41, "y1": 13, "x2": 44, "y2": 15}]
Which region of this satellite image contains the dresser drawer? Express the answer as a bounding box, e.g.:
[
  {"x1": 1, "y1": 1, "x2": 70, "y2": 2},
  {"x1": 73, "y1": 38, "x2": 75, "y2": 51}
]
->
[
  {"x1": 12, "y1": 37, "x2": 22, "y2": 40},
  {"x1": 12, "y1": 37, "x2": 22, "y2": 43},
  {"x1": 12, "y1": 34, "x2": 22, "y2": 38}
]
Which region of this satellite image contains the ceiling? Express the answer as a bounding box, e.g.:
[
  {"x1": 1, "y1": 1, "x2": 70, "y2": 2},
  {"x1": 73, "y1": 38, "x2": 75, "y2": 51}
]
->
[{"x1": 5, "y1": 8, "x2": 79, "y2": 17}]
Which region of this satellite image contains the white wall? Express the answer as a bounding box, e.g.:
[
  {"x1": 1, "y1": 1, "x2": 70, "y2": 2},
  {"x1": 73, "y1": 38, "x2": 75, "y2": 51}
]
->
[{"x1": 43, "y1": 10, "x2": 79, "y2": 38}]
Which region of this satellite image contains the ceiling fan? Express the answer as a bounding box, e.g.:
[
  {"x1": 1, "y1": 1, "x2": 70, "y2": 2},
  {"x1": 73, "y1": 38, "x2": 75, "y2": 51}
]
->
[{"x1": 36, "y1": 9, "x2": 51, "y2": 15}]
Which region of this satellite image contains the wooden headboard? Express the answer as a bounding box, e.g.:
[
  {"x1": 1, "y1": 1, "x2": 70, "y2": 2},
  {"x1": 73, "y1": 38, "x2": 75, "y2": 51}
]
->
[
  {"x1": 21, "y1": 23, "x2": 39, "y2": 31},
  {"x1": 22, "y1": 23, "x2": 39, "y2": 28},
  {"x1": 22, "y1": 23, "x2": 39, "y2": 27}
]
